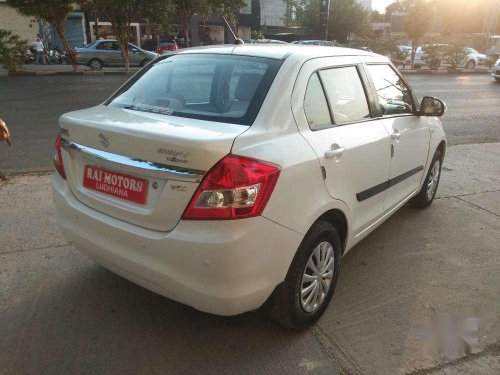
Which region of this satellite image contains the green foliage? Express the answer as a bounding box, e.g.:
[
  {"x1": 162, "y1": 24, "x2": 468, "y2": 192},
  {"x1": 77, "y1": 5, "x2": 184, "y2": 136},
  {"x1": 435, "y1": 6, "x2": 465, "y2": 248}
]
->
[
  {"x1": 351, "y1": 37, "x2": 399, "y2": 55},
  {"x1": 7, "y1": 0, "x2": 74, "y2": 24},
  {"x1": 425, "y1": 44, "x2": 445, "y2": 69},
  {"x1": 140, "y1": 0, "x2": 176, "y2": 35},
  {"x1": 329, "y1": 0, "x2": 370, "y2": 42},
  {"x1": 285, "y1": 0, "x2": 370, "y2": 42},
  {"x1": 444, "y1": 43, "x2": 467, "y2": 70},
  {"x1": 404, "y1": 0, "x2": 435, "y2": 42},
  {"x1": 168, "y1": 0, "x2": 246, "y2": 46},
  {"x1": 404, "y1": 0, "x2": 435, "y2": 68},
  {"x1": 251, "y1": 30, "x2": 263, "y2": 40},
  {"x1": 6, "y1": 0, "x2": 79, "y2": 71},
  {"x1": 87, "y1": 0, "x2": 140, "y2": 72},
  {"x1": 0, "y1": 28, "x2": 28, "y2": 72},
  {"x1": 370, "y1": 10, "x2": 385, "y2": 23}
]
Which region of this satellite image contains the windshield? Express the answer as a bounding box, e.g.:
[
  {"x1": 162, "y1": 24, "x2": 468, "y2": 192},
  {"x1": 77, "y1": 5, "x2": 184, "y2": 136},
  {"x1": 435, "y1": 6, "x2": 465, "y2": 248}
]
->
[
  {"x1": 466, "y1": 48, "x2": 479, "y2": 54},
  {"x1": 107, "y1": 54, "x2": 282, "y2": 125}
]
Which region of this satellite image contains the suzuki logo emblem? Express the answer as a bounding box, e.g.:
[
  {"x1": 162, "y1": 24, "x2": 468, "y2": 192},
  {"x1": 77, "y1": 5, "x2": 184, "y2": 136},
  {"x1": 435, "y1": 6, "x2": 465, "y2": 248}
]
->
[{"x1": 99, "y1": 132, "x2": 110, "y2": 148}]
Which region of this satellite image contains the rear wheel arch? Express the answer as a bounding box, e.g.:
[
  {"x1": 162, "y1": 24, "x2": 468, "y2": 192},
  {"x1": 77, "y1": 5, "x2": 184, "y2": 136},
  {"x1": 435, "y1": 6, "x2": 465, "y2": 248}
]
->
[{"x1": 316, "y1": 209, "x2": 348, "y2": 254}]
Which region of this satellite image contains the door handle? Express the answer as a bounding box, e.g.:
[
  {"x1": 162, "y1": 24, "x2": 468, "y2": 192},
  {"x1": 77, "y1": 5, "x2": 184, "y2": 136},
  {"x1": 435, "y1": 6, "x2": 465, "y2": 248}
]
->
[
  {"x1": 325, "y1": 145, "x2": 345, "y2": 159},
  {"x1": 391, "y1": 131, "x2": 401, "y2": 141}
]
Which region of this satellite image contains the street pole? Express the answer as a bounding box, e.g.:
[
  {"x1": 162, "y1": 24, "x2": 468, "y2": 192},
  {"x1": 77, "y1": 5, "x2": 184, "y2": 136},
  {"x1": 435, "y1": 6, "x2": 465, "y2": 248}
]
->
[{"x1": 320, "y1": 0, "x2": 331, "y2": 40}]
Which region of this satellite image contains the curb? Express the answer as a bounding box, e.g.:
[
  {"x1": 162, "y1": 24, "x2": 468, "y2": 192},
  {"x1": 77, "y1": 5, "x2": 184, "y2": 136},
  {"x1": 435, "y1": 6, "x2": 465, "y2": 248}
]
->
[
  {"x1": 400, "y1": 69, "x2": 490, "y2": 75},
  {"x1": 2, "y1": 70, "x2": 138, "y2": 76}
]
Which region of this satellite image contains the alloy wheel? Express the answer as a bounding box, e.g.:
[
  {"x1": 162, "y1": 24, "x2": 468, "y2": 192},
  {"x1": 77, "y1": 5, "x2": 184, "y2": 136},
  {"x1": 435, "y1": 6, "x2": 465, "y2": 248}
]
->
[
  {"x1": 300, "y1": 241, "x2": 335, "y2": 313},
  {"x1": 427, "y1": 160, "x2": 440, "y2": 200}
]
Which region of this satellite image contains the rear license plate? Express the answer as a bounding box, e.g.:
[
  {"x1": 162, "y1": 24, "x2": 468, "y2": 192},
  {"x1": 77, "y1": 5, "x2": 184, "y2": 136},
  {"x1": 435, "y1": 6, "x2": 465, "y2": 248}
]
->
[{"x1": 83, "y1": 165, "x2": 148, "y2": 205}]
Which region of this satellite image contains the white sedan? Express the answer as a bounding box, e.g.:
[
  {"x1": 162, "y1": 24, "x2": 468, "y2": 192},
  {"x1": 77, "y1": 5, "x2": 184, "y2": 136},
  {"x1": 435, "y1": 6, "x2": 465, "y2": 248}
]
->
[
  {"x1": 52, "y1": 45, "x2": 447, "y2": 329},
  {"x1": 492, "y1": 58, "x2": 500, "y2": 81}
]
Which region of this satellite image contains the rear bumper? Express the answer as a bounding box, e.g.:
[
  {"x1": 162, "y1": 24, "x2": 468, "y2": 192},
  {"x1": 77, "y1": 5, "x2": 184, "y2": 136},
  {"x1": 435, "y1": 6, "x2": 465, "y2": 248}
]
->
[{"x1": 52, "y1": 175, "x2": 303, "y2": 316}]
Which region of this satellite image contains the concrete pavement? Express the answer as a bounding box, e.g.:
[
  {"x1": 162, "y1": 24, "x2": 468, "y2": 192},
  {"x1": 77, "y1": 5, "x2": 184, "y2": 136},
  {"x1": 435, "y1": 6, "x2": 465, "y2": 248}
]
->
[{"x1": 1, "y1": 142, "x2": 499, "y2": 374}]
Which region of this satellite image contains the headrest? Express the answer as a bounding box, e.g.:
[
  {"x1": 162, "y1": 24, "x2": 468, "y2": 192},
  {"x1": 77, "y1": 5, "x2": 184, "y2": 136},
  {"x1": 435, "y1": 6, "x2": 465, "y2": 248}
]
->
[{"x1": 234, "y1": 73, "x2": 263, "y2": 101}]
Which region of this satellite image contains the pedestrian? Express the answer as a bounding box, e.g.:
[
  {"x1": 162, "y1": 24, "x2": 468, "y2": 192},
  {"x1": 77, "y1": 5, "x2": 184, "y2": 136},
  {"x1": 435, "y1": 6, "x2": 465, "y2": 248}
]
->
[
  {"x1": 0, "y1": 118, "x2": 12, "y2": 147},
  {"x1": 33, "y1": 37, "x2": 45, "y2": 65}
]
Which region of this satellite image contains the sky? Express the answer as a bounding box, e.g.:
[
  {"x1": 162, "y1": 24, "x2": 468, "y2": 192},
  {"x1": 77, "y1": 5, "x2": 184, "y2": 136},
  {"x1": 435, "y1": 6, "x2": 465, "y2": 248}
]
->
[{"x1": 372, "y1": 0, "x2": 396, "y2": 13}]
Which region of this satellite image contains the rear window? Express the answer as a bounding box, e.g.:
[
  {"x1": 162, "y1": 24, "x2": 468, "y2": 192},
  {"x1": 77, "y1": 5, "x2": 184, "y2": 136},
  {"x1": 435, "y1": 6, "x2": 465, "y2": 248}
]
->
[{"x1": 107, "y1": 54, "x2": 282, "y2": 125}]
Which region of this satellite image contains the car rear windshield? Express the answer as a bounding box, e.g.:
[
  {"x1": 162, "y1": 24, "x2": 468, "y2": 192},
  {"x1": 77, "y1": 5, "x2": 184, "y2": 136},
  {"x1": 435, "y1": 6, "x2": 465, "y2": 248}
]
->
[{"x1": 107, "y1": 54, "x2": 283, "y2": 125}]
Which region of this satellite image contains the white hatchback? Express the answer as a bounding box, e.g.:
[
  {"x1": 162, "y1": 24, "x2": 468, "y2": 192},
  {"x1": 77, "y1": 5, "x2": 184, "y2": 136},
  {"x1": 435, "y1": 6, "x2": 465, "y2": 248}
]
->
[{"x1": 52, "y1": 45, "x2": 447, "y2": 329}]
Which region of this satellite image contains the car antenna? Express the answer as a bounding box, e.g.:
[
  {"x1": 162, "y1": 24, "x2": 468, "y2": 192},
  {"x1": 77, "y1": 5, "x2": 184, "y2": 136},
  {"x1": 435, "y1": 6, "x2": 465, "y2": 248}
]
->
[{"x1": 223, "y1": 16, "x2": 244, "y2": 45}]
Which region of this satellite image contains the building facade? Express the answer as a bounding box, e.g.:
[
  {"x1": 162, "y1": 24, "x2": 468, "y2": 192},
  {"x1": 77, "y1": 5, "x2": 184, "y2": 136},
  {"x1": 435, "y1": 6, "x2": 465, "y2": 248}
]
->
[{"x1": 0, "y1": 1, "x2": 37, "y2": 41}]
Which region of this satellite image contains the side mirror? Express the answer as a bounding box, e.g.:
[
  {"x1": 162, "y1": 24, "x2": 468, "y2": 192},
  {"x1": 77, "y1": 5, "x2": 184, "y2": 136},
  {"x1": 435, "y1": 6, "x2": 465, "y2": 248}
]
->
[{"x1": 420, "y1": 96, "x2": 446, "y2": 117}]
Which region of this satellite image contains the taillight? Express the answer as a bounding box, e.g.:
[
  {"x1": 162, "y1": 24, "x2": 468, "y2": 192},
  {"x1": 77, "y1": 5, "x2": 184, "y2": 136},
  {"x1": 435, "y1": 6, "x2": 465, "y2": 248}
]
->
[
  {"x1": 54, "y1": 133, "x2": 66, "y2": 179},
  {"x1": 182, "y1": 155, "x2": 280, "y2": 220}
]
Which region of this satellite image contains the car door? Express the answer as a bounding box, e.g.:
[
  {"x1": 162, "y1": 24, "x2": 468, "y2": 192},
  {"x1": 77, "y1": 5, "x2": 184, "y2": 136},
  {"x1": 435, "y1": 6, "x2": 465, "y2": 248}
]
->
[
  {"x1": 128, "y1": 43, "x2": 142, "y2": 66},
  {"x1": 292, "y1": 57, "x2": 392, "y2": 236},
  {"x1": 364, "y1": 63, "x2": 430, "y2": 212},
  {"x1": 96, "y1": 41, "x2": 121, "y2": 66}
]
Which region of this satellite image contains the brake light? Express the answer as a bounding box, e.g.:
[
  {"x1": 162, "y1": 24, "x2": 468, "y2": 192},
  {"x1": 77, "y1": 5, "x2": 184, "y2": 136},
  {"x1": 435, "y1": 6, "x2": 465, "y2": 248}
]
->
[
  {"x1": 54, "y1": 133, "x2": 66, "y2": 179},
  {"x1": 182, "y1": 155, "x2": 280, "y2": 220}
]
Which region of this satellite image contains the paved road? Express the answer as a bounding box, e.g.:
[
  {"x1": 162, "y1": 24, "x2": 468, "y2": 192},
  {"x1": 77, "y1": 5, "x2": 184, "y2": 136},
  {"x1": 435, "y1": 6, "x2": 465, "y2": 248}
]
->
[
  {"x1": 0, "y1": 74, "x2": 499, "y2": 175},
  {"x1": 1, "y1": 142, "x2": 499, "y2": 374}
]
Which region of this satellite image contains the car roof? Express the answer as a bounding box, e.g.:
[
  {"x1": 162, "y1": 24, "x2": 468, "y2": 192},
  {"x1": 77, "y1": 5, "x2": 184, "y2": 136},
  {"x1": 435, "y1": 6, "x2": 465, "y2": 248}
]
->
[{"x1": 175, "y1": 44, "x2": 379, "y2": 62}]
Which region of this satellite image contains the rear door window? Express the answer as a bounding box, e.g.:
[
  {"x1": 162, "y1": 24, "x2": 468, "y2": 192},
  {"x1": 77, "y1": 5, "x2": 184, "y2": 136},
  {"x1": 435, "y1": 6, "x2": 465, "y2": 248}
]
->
[
  {"x1": 304, "y1": 73, "x2": 332, "y2": 130},
  {"x1": 107, "y1": 54, "x2": 282, "y2": 125},
  {"x1": 318, "y1": 66, "x2": 371, "y2": 125}
]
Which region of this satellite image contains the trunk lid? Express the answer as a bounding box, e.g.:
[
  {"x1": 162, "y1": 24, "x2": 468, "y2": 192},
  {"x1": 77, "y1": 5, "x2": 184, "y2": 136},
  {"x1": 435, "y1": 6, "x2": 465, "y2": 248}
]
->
[{"x1": 59, "y1": 105, "x2": 247, "y2": 231}]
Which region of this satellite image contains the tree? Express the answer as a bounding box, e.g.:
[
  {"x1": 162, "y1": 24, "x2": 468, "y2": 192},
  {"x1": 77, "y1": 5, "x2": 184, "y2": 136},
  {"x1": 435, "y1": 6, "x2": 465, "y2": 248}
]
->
[
  {"x1": 7, "y1": 0, "x2": 79, "y2": 71},
  {"x1": 371, "y1": 10, "x2": 385, "y2": 23},
  {"x1": 328, "y1": 0, "x2": 370, "y2": 43},
  {"x1": 168, "y1": 0, "x2": 246, "y2": 47},
  {"x1": 0, "y1": 28, "x2": 28, "y2": 72},
  {"x1": 140, "y1": 0, "x2": 176, "y2": 47},
  {"x1": 404, "y1": 0, "x2": 435, "y2": 68},
  {"x1": 93, "y1": 0, "x2": 140, "y2": 73},
  {"x1": 284, "y1": 0, "x2": 370, "y2": 42},
  {"x1": 384, "y1": 1, "x2": 406, "y2": 22},
  {"x1": 444, "y1": 43, "x2": 466, "y2": 70}
]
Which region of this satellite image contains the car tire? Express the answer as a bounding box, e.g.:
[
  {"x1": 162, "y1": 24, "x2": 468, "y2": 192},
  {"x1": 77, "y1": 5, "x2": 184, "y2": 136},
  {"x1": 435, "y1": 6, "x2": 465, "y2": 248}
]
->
[
  {"x1": 495, "y1": 77, "x2": 500, "y2": 82},
  {"x1": 140, "y1": 59, "x2": 149, "y2": 67},
  {"x1": 270, "y1": 220, "x2": 341, "y2": 330},
  {"x1": 465, "y1": 60, "x2": 476, "y2": 69},
  {"x1": 410, "y1": 149, "x2": 443, "y2": 209},
  {"x1": 89, "y1": 59, "x2": 103, "y2": 71}
]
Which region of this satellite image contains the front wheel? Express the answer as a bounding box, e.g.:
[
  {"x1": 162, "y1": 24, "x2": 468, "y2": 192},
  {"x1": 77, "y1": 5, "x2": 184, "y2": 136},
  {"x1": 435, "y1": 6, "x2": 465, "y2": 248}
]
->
[
  {"x1": 465, "y1": 60, "x2": 476, "y2": 69},
  {"x1": 410, "y1": 149, "x2": 443, "y2": 208},
  {"x1": 270, "y1": 220, "x2": 341, "y2": 329}
]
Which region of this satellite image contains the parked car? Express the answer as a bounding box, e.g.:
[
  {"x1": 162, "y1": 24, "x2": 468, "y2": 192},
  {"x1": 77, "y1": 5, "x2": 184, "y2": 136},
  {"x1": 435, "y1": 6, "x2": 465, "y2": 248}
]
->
[
  {"x1": 414, "y1": 44, "x2": 487, "y2": 69},
  {"x1": 413, "y1": 44, "x2": 448, "y2": 68},
  {"x1": 292, "y1": 40, "x2": 335, "y2": 46},
  {"x1": 156, "y1": 40, "x2": 179, "y2": 55},
  {"x1": 397, "y1": 45, "x2": 412, "y2": 65},
  {"x1": 249, "y1": 39, "x2": 288, "y2": 44},
  {"x1": 492, "y1": 58, "x2": 500, "y2": 81},
  {"x1": 75, "y1": 40, "x2": 159, "y2": 70},
  {"x1": 52, "y1": 45, "x2": 446, "y2": 329},
  {"x1": 461, "y1": 47, "x2": 487, "y2": 69}
]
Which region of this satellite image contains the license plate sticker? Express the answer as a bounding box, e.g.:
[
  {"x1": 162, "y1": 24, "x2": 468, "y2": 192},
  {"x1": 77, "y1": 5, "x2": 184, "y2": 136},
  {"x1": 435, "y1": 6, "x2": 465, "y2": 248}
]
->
[{"x1": 83, "y1": 165, "x2": 148, "y2": 205}]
